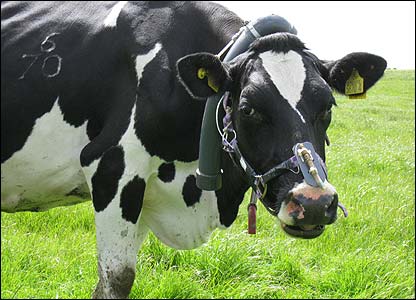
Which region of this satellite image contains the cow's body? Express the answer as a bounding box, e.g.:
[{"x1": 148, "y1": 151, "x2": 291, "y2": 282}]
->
[
  {"x1": 2, "y1": 1, "x2": 239, "y2": 214},
  {"x1": 1, "y1": 1, "x2": 387, "y2": 298},
  {"x1": 2, "y1": 2, "x2": 246, "y2": 297}
]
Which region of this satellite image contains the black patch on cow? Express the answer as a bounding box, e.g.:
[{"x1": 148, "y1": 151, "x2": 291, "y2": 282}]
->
[
  {"x1": 120, "y1": 175, "x2": 145, "y2": 224},
  {"x1": 214, "y1": 153, "x2": 248, "y2": 227},
  {"x1": 182, "y1": 175, "x2": 202, "y2": 207},
  {"x1": 158, "y1": 162, "x2": 175, "y2": 182},
  {"x1": 129, "y1": 2, "x2": 243, "y2": 163},
  {"x1": 91, "y1": 146, "x2": 125, "y2": 212},
  {"x1": 249, "y1": 32, "x2": 306, "y2": 54},
  {"x1": 80, "y1": 67, "x2": 137, "y2": 167},
  {"x1": 86, "y1": 117, "x2": 103, "y2": 141}
]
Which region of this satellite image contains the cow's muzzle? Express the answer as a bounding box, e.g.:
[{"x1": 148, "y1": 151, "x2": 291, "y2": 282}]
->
[
  {"x1": 241, "y1": 141, "x2": 348, "y2": 238},
  {"x1": 277, "y1": 181, "x2": 339, "y2": 239}
]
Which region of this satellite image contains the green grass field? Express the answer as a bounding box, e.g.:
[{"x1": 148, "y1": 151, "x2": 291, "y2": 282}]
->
[{"x1": 1, "y1": 69, "x2": 414, "y2": 299}]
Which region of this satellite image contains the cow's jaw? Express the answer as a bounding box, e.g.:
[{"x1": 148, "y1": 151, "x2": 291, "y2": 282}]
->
[{"x1": 279, "y1": 223, "x2": 325, "y2": 239}]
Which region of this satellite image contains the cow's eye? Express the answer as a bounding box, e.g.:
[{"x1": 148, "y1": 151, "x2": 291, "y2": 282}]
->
[
  {"x1": 240, "y1": 104, "x2": 255, "y2": 116},
  {"x1": 238, "y1": 101, "x2": 263, "y2": 121}
]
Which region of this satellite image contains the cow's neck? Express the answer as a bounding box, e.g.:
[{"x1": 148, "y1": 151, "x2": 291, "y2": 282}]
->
[
  {"x1": 131, "y1": 2, "x2": 243, "y2": 163},
  {"x1": 188, "y1": 3, "x2": 248, "y2": 226},
  {"x1": 214, "y1": 151, "x2": 250, "y2": 227}
]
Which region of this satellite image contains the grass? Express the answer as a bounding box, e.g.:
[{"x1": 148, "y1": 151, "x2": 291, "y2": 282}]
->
[{"x1": 1, "y1": 69, "x2": 415, "y2": 299}]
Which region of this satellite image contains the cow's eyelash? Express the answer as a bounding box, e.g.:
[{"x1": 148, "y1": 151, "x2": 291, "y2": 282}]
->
[{"x1": 238, "y1": 101, "x2": 264, "y2": 121}]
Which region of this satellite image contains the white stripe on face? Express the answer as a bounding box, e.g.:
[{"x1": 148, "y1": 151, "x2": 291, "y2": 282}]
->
[{"x1": 259, "y1": 50, "x2": 306, "y2": 123}]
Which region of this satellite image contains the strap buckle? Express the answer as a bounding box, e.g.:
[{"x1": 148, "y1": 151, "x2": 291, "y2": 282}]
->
[{"x1": 253, "y1": 175, "x2": 268, "y2": 200}]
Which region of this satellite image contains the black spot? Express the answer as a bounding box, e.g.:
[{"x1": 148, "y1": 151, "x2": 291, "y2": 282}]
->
[
  {"x1": 182, "y1": 175, "x2": 202, "y2": 207},
  {"x1": 86, "y1": 117, "x2": 103, "y2": 141},
  {"x1": 91, "y1": 146, "x2": 125, "y2": 212},
  {"x1": 158, "y1": 162, "x2": 176, "y2": 182},
  {"x1": 120, "y1": 175, "x2": 145, "y2": 224}
]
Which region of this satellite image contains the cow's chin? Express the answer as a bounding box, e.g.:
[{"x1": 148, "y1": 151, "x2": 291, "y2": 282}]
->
[{"x1": 279, "y1": 222, "x2": 325, "y2": 239}]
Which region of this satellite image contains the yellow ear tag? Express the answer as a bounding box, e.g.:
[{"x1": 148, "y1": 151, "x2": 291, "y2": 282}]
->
[
  {"x1": 345, "y1": 68, "x2": 366, "y2": 99},
  {"x1": 197, "y1": 68, "x2": 219, "y2": 93}
]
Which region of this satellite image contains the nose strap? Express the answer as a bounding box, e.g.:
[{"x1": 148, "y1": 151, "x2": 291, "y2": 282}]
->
[
  {"x1": 231, "y1": 141, "x2": 328, "y2": 196},
  {"x1": 260, "y1": 156, "x2": 299, "y2": 184},
  {"x1": 293, "y1": 142, "x2": 327, "y2": 188}
]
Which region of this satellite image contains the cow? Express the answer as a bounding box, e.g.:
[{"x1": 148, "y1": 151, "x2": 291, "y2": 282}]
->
[{"x1": 1, "y1": 1, "x2": 387, "y2": 298}]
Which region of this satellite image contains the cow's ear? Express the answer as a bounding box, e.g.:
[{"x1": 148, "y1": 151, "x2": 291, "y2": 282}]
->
[
  {"x1": 323, "y1": 52, "x2": 387, "y2": 95},
  {"x1": 176, "y1": 52, "x2": 231, "y2": 100}
]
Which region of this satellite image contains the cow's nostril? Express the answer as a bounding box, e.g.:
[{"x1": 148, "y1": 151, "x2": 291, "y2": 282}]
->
[{"x1": 325, "y1": 193, "x2": 338, "y2": 223}]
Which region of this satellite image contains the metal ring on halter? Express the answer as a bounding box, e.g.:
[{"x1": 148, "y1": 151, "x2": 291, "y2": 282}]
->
[
  {"x1": 215, "y1": 93, "x2": 233, "y2": 136},
  {"x1": 215, "y1": 94, "x2": 225, "y2": 137},
  {"x1": 254, "y1": 175, "x2": 268, "y2": 200},
  {"x1": 288, "y1": 165, "x2": 300, "y2": 174}
]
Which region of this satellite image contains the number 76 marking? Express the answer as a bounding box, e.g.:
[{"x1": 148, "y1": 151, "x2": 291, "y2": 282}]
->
[{"x1": 19, "y1": 33, "x2": 62, "y2": 80}]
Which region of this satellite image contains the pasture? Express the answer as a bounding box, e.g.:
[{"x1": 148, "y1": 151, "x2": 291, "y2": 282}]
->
[{"x1": 1, "y1": 69, "x2": 414, "y2": 299}]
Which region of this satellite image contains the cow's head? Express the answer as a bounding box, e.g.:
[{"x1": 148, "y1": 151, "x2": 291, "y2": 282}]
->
[{"x1": 177, "y1": 32, "x2": 386, "y2": 238}]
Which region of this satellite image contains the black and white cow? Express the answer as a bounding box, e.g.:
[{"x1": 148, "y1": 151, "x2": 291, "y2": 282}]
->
[{"x1": 1, "y1": 1, "x2": 387, "y2": 298}]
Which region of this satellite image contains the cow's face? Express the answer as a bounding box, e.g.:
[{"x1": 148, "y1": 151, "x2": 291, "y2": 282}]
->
[{"x1": 177, "y1": 33, "x2": 386, "y2": 238}]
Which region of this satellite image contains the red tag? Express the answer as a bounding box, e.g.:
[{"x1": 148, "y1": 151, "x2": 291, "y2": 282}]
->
[{"x1": 248, "y1": 203, "x2": 257, "y2": 234}]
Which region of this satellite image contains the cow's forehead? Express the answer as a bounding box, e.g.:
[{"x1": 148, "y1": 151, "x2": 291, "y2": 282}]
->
[{"x1": 257, "y1": 50, "x2": 307, "y2": 123}]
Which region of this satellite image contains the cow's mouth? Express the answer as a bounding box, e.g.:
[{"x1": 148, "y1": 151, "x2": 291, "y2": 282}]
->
[{"x1": 280, "y1": 222, "x2": 325, "y2": 239}]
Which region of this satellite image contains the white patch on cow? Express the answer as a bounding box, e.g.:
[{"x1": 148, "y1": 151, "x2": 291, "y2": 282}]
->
[
  {"x1": 80, "y1": 159, "x2": 99, "y2": 196},
  {"x1": 290, "y1": 180, "x2": 337, "y2": 196},
  {"x1": 259, "y1": 50, "x2": 306, "y2": 123},
  {"x1": 277, "y1": 201, "x2": 296, "y2": 226},
  {"x1": 117, "y1": 104, "x2": 156, "y2": 180},
  {"x1": 103, "y1": 1, "x2": 128, "y2": 28},
  {"x1": 94, "y1": 207, "x2": 149, "y2": 298},
  {"x1": 141, "y1": 160, "x2": 222, "y2": 250},
  {"x1": 1, "y1": 97, "x2": 89, "y2": 212},
  {"x1": 135, "y1": 43, "x2": 162, "y2": 85}
]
